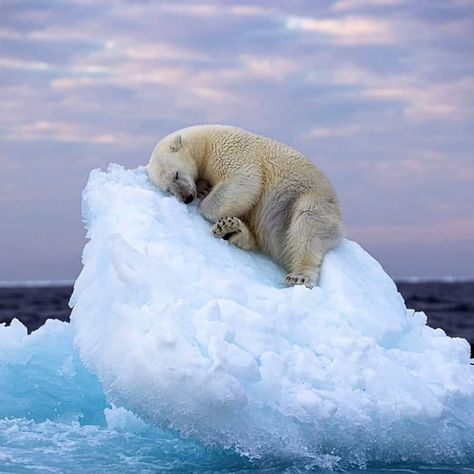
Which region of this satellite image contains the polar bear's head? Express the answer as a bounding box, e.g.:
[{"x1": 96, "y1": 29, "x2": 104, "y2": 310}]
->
[{"x1": 148, "y1": 134, "x2": 198, "y2": 204}]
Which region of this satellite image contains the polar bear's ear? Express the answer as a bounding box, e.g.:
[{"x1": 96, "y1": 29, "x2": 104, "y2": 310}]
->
[{"x1": 169, "y1": 134, "x2": 182, "y2": 152}]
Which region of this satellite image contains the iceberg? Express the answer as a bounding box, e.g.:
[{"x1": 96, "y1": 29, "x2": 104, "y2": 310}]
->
[{"x1": 67, "y1": 164, "x2": 474, "y2": 467}]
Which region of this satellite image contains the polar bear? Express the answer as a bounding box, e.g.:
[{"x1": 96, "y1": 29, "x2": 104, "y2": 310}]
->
[{"x1": 147, "y1": 125, "x2": 343, "y2": 288}]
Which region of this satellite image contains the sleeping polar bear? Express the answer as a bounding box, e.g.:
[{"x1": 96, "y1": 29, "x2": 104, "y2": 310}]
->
[{"x1": 148, "y1": 125, "x2": 343, "y2": 288}]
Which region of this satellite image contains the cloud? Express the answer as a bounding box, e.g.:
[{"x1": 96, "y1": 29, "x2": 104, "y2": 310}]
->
[
  {"x1": 364, "y1": 150, "x2": 474, "y2": 186},
  {"x1": 0, "y1": 57, "x2": 51, "y2": 70},
  {"x1": 330, "y1": 0, "x2": 408, "y2": 11},
  {"x1": 239, "y1": 55, "x2": 299, "y2": 81},
  {"x1": 323, "y1": 64, "x2": 474, "y2": 121},
  {"x1": 6, "y1": 120, "x2": 140, "y2": 145},
  {"x1": 349, "y1": 218, "x2": 474, "y2": 245},
  {"x1": 303, "y1": 125, "x2": 363, "y2": 139},
  {"x1": 157, "y1": 3, "x2": 272, "y2": 18},
  {"x1": 285, "y1": 15, "x2": 394, "y2": 44}
]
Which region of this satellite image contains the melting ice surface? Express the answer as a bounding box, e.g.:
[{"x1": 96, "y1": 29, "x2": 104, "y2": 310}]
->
[{"x1": 1, "y1": 164, "x2": 474, "y2": 472}]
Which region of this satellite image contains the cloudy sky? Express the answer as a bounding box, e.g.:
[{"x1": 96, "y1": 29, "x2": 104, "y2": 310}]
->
[{"x1": 1, "y1": 0, "x2": 473, "y2": 281}]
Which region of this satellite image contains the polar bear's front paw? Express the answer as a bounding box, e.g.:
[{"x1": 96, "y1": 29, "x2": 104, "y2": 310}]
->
[
  {"x1": 211, "y1": 217, "x2": 242, "y2": 240},
  {"x1": 196, "y1": 179, "x2": 212, "y2": 200},
  {"x1": 285, "y1": 272, "x2": 315, "y2": 289}
]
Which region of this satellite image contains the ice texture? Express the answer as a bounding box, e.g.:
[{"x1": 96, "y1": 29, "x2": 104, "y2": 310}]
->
[
  {"x1": 0, "y1": 319, "x2": 105, "y2": 425},
  {"x1": 0, "y1": 321, "x2": 259, "y2": 473},
  {"x1": 65, "y1": 165, "x2": 474, "y2": 467}
]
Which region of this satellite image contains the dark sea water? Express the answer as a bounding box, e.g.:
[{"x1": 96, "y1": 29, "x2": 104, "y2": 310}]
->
[
  {"x1": 1, "y1": 282, "x2": 473, "y2": 473},
  {"x1": 1, "y1": 282, "x2": 473, "y2": 355},
  {"x1": 396, "y1": 281, "x2": 474, "y2": 356}
]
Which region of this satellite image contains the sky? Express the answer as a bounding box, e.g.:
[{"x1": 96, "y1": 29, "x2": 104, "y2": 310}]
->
[{"x1": 0, "y1": 0, "x2": 473, "y2": 281}]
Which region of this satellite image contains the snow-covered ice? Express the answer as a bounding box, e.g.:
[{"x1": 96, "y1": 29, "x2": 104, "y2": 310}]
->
[
  {"x1": 2, "y1": 164, "x2": 474, "y2": 471},
  {"x1": 71, "y1": 165, "x2": 474, "y2": 466},
  {"x1": 0, "y1": 320, "x2": 256, "y2": 472}
]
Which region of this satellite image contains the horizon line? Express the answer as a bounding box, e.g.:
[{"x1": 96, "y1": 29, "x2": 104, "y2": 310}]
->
[{"x1": 0, "y1": 277, "x2": 473, "y2": 288}]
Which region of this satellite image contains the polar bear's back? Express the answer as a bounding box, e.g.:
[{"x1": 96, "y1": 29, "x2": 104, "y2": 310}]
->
[{"x1": 181, "y1": 124, "x2": 332, "y2": 192}]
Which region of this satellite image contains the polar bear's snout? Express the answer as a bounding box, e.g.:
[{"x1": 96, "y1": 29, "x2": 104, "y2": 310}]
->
[{"x1": 172, "y1": 176, "x2": 196, "y2": 205}]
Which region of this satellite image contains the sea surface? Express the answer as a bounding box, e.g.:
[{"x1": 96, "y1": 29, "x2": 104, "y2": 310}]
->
[{"x1": 1, "y1": 281, "x2": 473, "y2": 473}]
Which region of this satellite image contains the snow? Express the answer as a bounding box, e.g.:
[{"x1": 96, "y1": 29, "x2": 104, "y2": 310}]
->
[{"x1": 68, "y1": 164, "x2": 474, "y2": 466}]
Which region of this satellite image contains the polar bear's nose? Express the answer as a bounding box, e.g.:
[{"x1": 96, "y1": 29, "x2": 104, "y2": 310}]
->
[{"x1": 184, "y1": 194, "x2": 194, "y2": 204}]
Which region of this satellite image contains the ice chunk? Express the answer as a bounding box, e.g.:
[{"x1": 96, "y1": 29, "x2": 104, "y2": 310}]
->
[
  {"x1": 70, "y1": 165, "x2": 474, "y2": 466},
  {"x1": 0, "y1": 322, "x2": 288, "y2": 472},
  {"x1": 0, "y1": 319, "x2": 105, "y2": 424}
]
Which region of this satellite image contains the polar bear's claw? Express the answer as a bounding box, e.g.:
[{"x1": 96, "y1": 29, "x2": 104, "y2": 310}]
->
[
  {"x1": 196, "y1": 179, "x2": 212, "y2": 199},
  {"x1": 285, "y1": 272, "x2": 315, "y2": 289},
  {"x1": 211, "y1": 217, "x2": 242, "y2": 239}
]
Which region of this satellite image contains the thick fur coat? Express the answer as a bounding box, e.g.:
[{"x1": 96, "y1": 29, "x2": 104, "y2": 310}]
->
[{"x1": 148, "y1": 125, "x2": 343, "y2": 287}]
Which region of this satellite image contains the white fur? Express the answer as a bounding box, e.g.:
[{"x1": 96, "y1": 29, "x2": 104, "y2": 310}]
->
[{"x1": 148, "y1": 125, "x2": 343, "y2": 287}]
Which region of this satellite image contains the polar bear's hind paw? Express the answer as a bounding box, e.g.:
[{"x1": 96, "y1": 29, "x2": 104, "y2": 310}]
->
[
  {"x1": 285, "y1": 272, "x2": 315, "y2": 289},
  {"x1": 211, "y1": 217, "x2": 242, "y2": 239}
]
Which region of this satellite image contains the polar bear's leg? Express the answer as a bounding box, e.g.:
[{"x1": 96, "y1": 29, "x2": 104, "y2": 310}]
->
[
  {"x1": 196, "y1": 179, "x2": 212, "y2": 199},
  {"x1": 199, "y1": 176, "x2": 261, "y2": 222},
  {"x1": 284, "y1": 193, "x2": 342, "y2": 288},
  {"x1": 211, "y1": 217, "x2": 257, "y2": 250}
]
